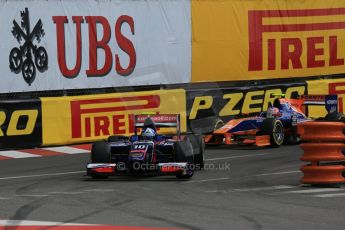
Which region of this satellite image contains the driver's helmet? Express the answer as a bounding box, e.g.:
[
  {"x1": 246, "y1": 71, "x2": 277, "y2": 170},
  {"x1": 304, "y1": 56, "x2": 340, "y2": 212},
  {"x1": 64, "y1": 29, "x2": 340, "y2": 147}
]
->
[
  {"x1": 141, "y1": 127, "x2": 156, "y2": 140},
  {"x1": 267, "y1": 104, "x2": 280, "y2": 118}
]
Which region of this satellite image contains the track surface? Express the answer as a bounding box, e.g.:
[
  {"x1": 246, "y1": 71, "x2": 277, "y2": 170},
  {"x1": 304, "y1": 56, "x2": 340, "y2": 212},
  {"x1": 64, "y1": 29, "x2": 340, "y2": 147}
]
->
[{"x1": 0, "y1": 145, "x2": 345, "y2": 230}]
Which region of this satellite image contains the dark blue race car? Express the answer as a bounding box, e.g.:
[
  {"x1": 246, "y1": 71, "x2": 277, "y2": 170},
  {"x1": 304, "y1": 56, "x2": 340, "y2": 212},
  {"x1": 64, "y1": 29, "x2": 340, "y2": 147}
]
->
[{"x1": 87, "y1": 114, "x2": 205, "y2": 179}]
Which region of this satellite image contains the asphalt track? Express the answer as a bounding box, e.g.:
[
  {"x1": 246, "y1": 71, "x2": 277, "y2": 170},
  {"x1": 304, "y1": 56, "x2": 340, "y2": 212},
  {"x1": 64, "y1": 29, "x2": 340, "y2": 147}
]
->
[{"x1": 0, "y1": 145, "x2": 345, "y2": 230}]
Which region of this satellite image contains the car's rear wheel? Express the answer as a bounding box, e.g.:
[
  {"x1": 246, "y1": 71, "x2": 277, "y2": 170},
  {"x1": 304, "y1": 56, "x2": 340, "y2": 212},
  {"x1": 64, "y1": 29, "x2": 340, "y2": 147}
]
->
[
  {"x1": 175, "y1": 140, "x2": 194, "y2": 179},
  {"x1": 261, "y1": 118, "x2": 284, "y2": 147},
  {"x1": 284, "y1": 134, "x2": 300, "y2": 145},
  {"x1": 325, "y1": 112, "x2": 345, "y2": 121}
]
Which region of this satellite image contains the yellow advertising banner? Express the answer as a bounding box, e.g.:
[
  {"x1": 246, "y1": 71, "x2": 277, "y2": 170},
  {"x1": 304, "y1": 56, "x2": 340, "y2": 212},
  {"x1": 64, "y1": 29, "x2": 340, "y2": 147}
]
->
[
  {"x1": 41, "y1": 89, "x2": 186, "y2": 146},
  {"x1": 307, "y1": 78, "x2": 345, "y2": 117},
  {"x1": 192, "y1": 0, "x2": 345, "y2": 82}
]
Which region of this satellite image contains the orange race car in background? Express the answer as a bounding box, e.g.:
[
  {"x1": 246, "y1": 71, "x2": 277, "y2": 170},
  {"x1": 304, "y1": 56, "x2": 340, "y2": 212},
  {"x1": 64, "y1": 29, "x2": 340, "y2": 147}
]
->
[{"x1": 204, "y1": 95, "x2": 339, "y2": 147}]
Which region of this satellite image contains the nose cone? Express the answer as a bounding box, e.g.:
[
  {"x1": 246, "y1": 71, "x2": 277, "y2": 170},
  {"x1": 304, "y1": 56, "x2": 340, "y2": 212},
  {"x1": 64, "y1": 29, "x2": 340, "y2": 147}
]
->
[{"x1": 213, "y1": 119, "x2": 241, "y2": 134}]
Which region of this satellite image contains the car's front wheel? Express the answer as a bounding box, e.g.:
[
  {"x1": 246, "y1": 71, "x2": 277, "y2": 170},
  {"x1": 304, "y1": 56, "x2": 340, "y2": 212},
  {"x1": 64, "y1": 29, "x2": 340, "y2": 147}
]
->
[
  {"x1": 187, "y1": 134, "x2": 205, "y2": 170},
  {"x1": 91, "y1": 141, "x2": 111, "y2": 163},
  {"x1": 175, "y1": 141, "x2": 194, "y2": 179},
  {"x1": 261, "y1": 118, "x2": 284, "y2": 147}
]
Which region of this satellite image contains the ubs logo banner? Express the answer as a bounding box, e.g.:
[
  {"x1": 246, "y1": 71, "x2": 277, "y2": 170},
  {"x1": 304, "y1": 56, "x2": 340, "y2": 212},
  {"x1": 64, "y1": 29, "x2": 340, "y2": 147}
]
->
[
  {"x1": 0, "y1": 0, "x2": 191, "y2": 93},
  {"x1": 9, "y1": 8, "x2": 48, "y2": 85}
]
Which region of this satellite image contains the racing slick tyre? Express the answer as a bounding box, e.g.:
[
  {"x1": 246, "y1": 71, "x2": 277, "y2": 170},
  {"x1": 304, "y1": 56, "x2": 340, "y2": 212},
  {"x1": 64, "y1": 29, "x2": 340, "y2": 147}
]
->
[
  {"x1": 325, "y1": 112, "x2": 345, "y2": 121},
  {"x1": 187, "y1": 134, "x2": 205, "y2": 170},
  {"x1": 90, "y1": 141, "x2": 111, "y2": 179},
  {"x1": 107, "y1": 135, "x2": 129, "y2": 142},
  {"x1": 205, "y1": 118, "x2": 224, "y2": 147},
  {"x1": 175, "y1": 140, "x2": 194, "y2": 179},
  {"x1": 284, "y1": 134, "x2": 300, "y2": 145},
  {"x1": 91, "y1": 141, "x2": 111, "y2": 163},
  {"x1": 261, "y1": 118, "x2": 284, "y2": 147},
  {"x1": 189, "y1": 116, "x2": 223, "y2": 134}
]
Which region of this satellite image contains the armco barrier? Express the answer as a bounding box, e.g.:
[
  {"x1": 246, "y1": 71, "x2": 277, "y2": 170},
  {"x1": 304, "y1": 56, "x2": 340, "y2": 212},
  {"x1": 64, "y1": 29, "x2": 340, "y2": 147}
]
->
[{"x1": 298, "y1": 121, "x2": 345, "y2": 185}]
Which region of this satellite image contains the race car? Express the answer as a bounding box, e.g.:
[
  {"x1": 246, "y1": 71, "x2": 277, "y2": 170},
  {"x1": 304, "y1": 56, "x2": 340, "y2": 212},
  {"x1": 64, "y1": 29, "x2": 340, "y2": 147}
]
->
[
  {"x1": 86, "y1": 114, "x2": 205, "y2": 179},
  {"x1": 205, "y1": 95, "x2": 338, "y2": 147}
]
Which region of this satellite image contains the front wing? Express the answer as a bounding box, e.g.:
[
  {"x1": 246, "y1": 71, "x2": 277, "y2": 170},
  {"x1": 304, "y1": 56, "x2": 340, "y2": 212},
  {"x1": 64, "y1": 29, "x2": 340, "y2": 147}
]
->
[
  {"x1": 86, "y1": 162, "x2": 190, "y2": 177},
  {"x1": 205, "y1": 132, "x2": 271, "y2": 146}
]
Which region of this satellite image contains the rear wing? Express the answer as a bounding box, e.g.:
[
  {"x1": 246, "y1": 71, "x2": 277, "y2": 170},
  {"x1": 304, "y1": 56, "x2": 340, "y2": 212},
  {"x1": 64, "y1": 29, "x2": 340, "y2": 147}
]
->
[
  {"x1": 278, "y1": 94, "x2": 338, "y2": 117},
  {"x1": 298, "y1": 95, "x2": 338, "y2": 113},
  {"x1": 134, "y1": 114, "x2": 181, "y2": 136}
]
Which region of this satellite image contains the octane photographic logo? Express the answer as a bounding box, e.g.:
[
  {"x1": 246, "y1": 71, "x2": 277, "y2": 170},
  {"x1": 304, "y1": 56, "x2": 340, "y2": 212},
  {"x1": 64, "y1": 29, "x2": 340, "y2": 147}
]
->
[
  {"x1": 9, "y1": 8, "x2": 48, "y2": 86},
  {"x1": 116, "y1": 161, "x2": 231, "y2": 172}
]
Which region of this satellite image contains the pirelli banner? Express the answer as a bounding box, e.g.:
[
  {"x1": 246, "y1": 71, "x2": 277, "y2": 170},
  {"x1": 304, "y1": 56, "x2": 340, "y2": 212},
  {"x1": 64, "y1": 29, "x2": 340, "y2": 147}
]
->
[
  {"x1": 40, "y1": 89, "x2": 187, "y2": 146},
  {"x1": 192, "y1": 0, "x2": 345, "y2": 82},
  {"x1": 0, "y1": 100, "x2": 43, "y2": 149},
  {"x1": 1, "y1": 80, "x2": 344, "y2": 148},
  {"x1": 0, "y1": 0, "x2": 191, "y2": 93},
  {"x1": 306, "y1": 78, "x2": 345, "y2": 117}
]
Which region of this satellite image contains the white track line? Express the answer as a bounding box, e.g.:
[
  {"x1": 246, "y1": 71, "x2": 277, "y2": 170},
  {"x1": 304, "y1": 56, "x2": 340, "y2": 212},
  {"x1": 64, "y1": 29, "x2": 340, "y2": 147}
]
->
[
  {"x1": 185, "y1": 177, "x2": 230, "y2": 183},
  {"x1": 256, "y1": 170, "x2": 300, "y2": 177},
  {"x1": 84, "y1": 189, "x2": 115, "y2": 192},
  {"x1": 0, "y1": 151, "x2": 41, "y2": 159},
  {"x1": 42, "y1": 146, "x2": 89, "y2": 154},
  {"x1": 49, "y1": 191, "x2": 85, "y2": 195},
  {"x1": 186, "y1": 170, "x2": 300, "y2": 184},
  {"x1": 313, "y1": 193, "x2": 345, "y2": 198},
  {"x1": 204, "y1": 185, "x2": 296, "y2": 193},
  {"x1": 0, "y1": 171, "x2": 84, "y2": 180},
  {"x1": 15, "y1": 194, "x2": 49, "y2": 197},
  {"x1": 282, "y1": 188, "x2": 342, "y2": 194},
  {"x1": 206, "y1": 153, "x2": 269, "y2": 161},
  {"x1": 233, "y1": 185, "x2": 295, "y2": 192},
  {"x1": 0, "y1": 220, "x2": 92, "y2": 226}
]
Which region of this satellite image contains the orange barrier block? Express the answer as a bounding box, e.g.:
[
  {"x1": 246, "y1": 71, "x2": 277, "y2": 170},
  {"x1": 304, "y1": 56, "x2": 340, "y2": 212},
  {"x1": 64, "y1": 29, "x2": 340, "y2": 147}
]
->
[
  {"x1": 300, "y1": 143, "x2": 345, "y2": 162},
  {"x1": 301, "y1": 165, "x2": 345, "y2": 184},
  {"x1": 298, "y1": 122, "x2": 345, "y2": 142},
  {"x1": 299, "y1": 121, "x2": 345, "y2": 185}
]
